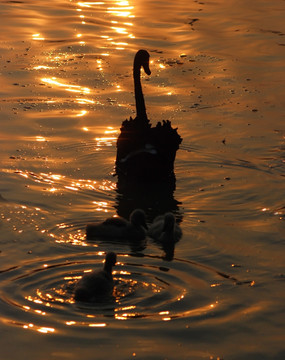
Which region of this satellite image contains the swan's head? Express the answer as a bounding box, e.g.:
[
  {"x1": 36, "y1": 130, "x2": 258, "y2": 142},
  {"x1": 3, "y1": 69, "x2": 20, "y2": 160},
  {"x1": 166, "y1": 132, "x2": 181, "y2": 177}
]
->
[
  {"x1": 105, "y1": 252, "x2": 117, "y2": 267},
  {"x1": 130, "y1": 208, "x2": 148, "y2": 229},
  {"x1": 163, "y1": 213, "x2": 176, "y2": 232},
  {"x1": 135, "y1": 49, "x2": 151, "y2": 76}
]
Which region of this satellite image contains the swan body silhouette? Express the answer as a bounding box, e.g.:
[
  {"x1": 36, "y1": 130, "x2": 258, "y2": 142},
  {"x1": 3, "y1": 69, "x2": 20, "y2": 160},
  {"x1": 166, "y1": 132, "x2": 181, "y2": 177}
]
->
[
  {"x1": 116, "y1": 50, "x2": 182, "y2": 181},
  {"x1": 148, "y1": 212, "x2": 182, "y2": 244},
  {"x1": 74, "y1": 252, "x2": 117, "y2": 302},
  {"x1": 86, "y1": 209, "x2": 147, "y2": 240}
]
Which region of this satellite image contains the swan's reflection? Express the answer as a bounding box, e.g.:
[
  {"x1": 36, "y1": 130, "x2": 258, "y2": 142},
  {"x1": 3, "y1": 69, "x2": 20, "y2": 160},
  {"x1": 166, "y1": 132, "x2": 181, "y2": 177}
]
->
[
  {"x1": 115, "y1": 175, "x2": 183, "y2": 260},
  {"x1": 115, "y1": 174, "x2": 180, "y2": 221}
]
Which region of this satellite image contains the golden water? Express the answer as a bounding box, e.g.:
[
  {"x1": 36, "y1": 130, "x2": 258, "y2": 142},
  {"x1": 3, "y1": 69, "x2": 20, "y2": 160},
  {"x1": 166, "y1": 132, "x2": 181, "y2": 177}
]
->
[{"x1": 0, "y1": 0, "x2": 285, "y2": 359}]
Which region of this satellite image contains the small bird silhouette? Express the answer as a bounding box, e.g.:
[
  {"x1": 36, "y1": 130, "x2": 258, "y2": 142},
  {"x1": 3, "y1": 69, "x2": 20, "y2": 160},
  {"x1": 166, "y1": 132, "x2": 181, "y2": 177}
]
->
[
  {"x1": 148, "y1": 212, "x2": 182, "y2": 244},
  {"x1": 74, "y1": 252, "x2": 117, "y2": 302},
  {"x1": 86, "y1": 209, "x2": 147, "y2": 241}
]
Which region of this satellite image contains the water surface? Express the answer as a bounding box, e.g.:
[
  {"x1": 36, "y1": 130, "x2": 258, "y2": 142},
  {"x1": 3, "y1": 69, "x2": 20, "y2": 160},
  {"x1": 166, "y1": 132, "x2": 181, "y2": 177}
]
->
[{"x1": 0, "y1": 0, "x2": 285, "y2": 359}]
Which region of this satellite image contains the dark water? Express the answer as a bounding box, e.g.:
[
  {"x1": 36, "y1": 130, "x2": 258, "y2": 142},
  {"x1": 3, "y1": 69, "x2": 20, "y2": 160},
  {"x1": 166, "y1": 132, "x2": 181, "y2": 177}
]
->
[{"x1": 0, "y1": 0, "x2": 284, "y2": 359}]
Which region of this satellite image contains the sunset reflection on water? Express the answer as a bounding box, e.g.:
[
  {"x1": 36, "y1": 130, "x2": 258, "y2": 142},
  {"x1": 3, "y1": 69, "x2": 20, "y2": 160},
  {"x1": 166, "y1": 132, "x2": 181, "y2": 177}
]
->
[
  {"x1": 75, "y1": 0, "x2": 135, "y2": 50},
  {"x1": 0, "y1": 0, "x2": 284, "y2": 359}
]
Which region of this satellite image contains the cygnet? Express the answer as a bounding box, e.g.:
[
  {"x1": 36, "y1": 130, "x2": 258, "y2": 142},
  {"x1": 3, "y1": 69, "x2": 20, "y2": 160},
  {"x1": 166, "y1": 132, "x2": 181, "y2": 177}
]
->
[
  {"x1": 148, "y1": 212, "x2": 182, "y2": 243},
  {"x1": 86, "y1": 209, "x2": 147, "y2": 241},
  {"x1": 74, "y1": 252, "x2": 117, "y2": 302}
]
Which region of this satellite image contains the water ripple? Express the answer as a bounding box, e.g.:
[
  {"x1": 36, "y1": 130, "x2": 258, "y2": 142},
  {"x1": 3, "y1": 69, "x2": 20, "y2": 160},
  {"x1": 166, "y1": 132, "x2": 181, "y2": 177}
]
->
[{"x1": 0, "y1": 252, "x2": 253, "y2": 337}]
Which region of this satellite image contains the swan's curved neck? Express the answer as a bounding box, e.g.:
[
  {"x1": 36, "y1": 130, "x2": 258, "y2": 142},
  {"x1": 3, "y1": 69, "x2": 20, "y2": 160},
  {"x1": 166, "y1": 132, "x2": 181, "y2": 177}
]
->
[{"x1": 133, "y1": 60, "x2": 147, "y2": 119}]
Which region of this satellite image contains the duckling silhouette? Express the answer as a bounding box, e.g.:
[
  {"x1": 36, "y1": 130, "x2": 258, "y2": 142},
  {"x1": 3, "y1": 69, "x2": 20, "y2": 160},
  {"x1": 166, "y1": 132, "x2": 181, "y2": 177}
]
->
[
  {"x1": 74, "y1": 252, "x2": 117, "y2": 302},
  {"x1": 86, "y1": 208, "x2": 147, "y2": 241},
  {"x1": 116, "y1": 50, "x2": 182, "y2": 181},
  {"x1": 148, "y1": 212, "x2": 182, "y2": 244}
]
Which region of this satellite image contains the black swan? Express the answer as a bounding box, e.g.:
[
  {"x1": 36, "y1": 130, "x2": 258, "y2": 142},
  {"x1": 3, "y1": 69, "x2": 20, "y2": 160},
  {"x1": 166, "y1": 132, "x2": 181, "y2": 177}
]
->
[
  {"x1": 86, "y1": 208, "x2": 147, "y2": 241},
  {"x1": 74, "y1": 252, "x2": 117, "y2": 302},
  {"x1": 148, "y1": 212, "x2": 182, "y2": 244},
  {"x1": 116, "y1": 50, "x2": 182, "y2": 181}
]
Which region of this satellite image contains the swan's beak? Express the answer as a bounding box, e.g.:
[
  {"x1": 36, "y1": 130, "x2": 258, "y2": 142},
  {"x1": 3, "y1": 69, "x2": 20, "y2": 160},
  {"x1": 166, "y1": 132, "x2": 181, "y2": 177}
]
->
[{"x1": 142, "y1": 61, "x2": 151, "y2": 76}]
